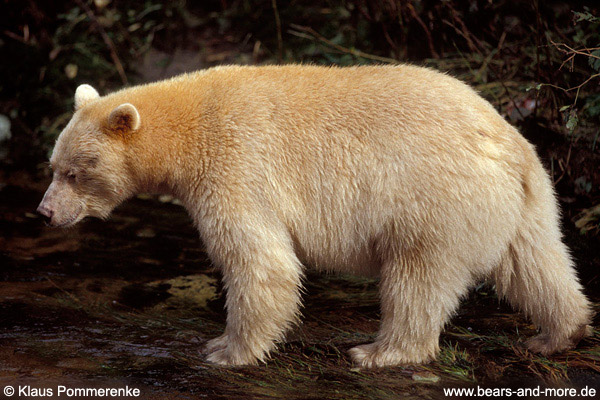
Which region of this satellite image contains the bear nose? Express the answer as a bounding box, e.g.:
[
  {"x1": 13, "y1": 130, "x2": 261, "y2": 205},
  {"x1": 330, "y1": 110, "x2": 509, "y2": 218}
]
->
[{"x1": 36, "y1": 205, "x2": 54, "y2": 224}]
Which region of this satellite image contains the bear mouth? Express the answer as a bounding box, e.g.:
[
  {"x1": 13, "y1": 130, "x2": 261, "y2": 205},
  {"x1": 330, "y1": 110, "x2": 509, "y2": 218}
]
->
[{"x1": 52, "y1": 206, "x2": 84, "y2": 228}]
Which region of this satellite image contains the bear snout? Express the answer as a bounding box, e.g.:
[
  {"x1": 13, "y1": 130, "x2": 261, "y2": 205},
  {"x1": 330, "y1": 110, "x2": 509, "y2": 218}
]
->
[{"x1": 36, "y1": 203, "x2": 54, "y2": 225}]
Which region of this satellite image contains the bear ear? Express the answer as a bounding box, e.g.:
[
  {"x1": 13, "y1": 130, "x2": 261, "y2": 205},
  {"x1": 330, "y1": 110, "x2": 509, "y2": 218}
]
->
[
  {"x1": 74, "y1": 84, "x2": 100, "y2": 110},
  {"x1": 108, "y1": 103, "x2": 140, "y2": 133}
]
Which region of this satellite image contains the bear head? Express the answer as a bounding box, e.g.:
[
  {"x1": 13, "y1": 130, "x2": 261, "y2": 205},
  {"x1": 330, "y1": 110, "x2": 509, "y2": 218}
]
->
[{"x1": 37, "y1": 84, "x2": 141, "y2": 227}]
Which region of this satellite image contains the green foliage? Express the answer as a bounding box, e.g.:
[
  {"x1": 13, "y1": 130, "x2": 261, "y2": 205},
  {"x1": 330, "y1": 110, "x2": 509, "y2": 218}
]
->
[
  {"x1": 436, "y1": 342, "x2": 474, "y2": 381},
  {"x1": 575, "y1": 204, "x2": 600, "y2": 234},
  {"x1": 589, "y1": 49, "x2": 600, "y2": 72},
  {"x1": 584, "y1": 94, "x2": 600, "y2": 118},
  {"x1": 573, "y1": 10, "x2": 599, "y2": 23},
  {"x1": 0, "y1": 0, "x2": 189, "y2": 166},
  {"x1": 567, "y1": 8, "x2": 600, "y2": 130}
]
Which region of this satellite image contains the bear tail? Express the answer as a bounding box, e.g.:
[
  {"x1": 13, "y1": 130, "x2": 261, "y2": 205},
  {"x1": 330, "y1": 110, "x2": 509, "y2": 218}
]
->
[{"x1": 493, "y1": 149, "x2": 593, "y2": 355}]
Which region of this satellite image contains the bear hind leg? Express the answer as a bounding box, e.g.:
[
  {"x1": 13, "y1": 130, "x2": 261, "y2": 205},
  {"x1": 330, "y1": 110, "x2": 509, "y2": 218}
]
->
[
  {"x1": 494, "y1": 232, "x2": 592, "y2": 355},
  {"x1": 349, "y1": 253, "x2": 469, "y2": 368}
]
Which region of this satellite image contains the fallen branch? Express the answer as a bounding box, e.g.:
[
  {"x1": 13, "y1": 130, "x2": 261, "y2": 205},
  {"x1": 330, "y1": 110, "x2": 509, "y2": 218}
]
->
[
  {"x1": 550, "y1": 40, "x2": 600, "y2": 73},
  {"x1": 288, "y1": 24, "x2": 399, "y2": 64},
  {"x1": 552, "y1": 41, "x2": 600, "y2": 60},
  {"x1": 528, "y1": 40, "x2": 600, "y2": 110},
  {"x1": 539, "y1": 73, "x2": 600, "y2": 105}
]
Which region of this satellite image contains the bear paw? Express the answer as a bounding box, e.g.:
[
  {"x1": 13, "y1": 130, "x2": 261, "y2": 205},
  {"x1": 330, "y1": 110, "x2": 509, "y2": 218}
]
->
[
  {"x1": 205, "y1": 346, "x2": 236, "y2": 365},
  {"x1": 203, "y1": 333, "x2": 229, "y2": 355},
  {"x1": 349, "y1": 343, "x2": 382, "y2": 368},
  {"x1": 203, "y1": 335, "x2": 263, "y2": 366},
  {"x1": 349, "y1": 342, "x2": 434, "y2": 368},
  {"x1": 525, "y1": 334, "x2": 555, "y2": 355},
  {"x1": 525, "y1": 326, "x2": 591, "y2": 356},
  {"x1": 205, "y1": 346, "x2": 262, "y2": 366}
]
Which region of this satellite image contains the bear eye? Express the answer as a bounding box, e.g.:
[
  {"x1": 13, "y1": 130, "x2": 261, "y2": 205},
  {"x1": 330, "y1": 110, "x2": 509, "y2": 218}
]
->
[{"x1": 66, "y1": 171, "x2": 77, "y2": 181}]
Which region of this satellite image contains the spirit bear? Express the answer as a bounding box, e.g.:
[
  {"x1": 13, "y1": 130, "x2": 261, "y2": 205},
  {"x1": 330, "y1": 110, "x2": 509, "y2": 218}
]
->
[{"x1": 37, "y1": 65, "x2": 591, "y2": 368}]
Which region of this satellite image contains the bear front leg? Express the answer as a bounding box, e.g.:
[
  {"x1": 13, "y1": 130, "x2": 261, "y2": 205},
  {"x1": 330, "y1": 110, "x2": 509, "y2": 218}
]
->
[
  {"x1": 203, "y1": 223, "x2": 303, "y2": 366},
  {"x1": 350, "y1": 254, "x2": 469, "y2": 368}
]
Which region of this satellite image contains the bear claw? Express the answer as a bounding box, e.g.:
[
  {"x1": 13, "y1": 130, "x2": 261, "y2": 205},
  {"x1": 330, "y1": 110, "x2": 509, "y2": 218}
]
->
[
  {"x1": 203, "y1": 334, "x2": 229, "y2": 355},
  {"x1": 349, "y1": 342, "x2": 436, "y2": 368},
  {"x1": 525, "y1": 325, "x2": 591, "y2": 356}
]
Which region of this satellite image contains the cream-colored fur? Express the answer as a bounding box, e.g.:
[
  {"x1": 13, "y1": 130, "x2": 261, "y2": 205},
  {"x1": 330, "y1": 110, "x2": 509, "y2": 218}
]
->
[{"x1": 38, "y1": 65, "x2": 592, "y2": 368}]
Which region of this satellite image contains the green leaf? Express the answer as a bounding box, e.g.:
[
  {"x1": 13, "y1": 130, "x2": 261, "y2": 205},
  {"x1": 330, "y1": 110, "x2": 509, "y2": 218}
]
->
[
  {"x1": 575, "y1": 204, "x2": 600, "y2": 234},
  {"x1": 588, "y1": 49, "x2": 600, "y2": 72},
  {"x1": 566, "y1": 112, "x2": 579, "y2": 132},
  {"x1": 573, "y1": 11, "x2": 598, "y2": 23},
  {"x1": 584, "y1": 94, "x2": 600, "y2": 117},
  {"x1": 559, "y1": 105, "x2": 571, "y2": 112}
]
